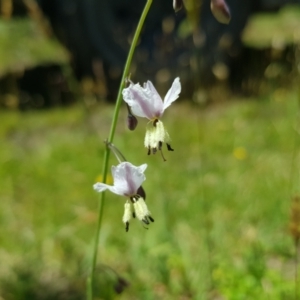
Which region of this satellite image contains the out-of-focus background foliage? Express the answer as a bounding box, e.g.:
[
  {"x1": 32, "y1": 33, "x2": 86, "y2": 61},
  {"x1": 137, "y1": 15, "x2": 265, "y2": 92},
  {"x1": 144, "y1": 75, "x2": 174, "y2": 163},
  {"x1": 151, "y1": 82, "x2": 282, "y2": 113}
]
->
[{"x1": 1, "y1": 0, "x2": 300, "y2": 299}]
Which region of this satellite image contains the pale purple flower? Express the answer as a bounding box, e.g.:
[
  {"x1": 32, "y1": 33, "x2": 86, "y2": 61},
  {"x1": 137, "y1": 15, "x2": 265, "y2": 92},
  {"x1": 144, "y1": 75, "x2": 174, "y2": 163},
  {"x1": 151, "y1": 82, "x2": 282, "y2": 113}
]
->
[
  {"x1": 173, "y1": 0, "x2": 183, "y2": 12},
  {"x1": 210, "y1": 0, "x2": 231, "y2": 24},
  {"x1": 122, "y1": 77, "x2": 181, "y2": 159},
  {"x1": 93, "y1": 162, "x2": 154, "y2": 231}
]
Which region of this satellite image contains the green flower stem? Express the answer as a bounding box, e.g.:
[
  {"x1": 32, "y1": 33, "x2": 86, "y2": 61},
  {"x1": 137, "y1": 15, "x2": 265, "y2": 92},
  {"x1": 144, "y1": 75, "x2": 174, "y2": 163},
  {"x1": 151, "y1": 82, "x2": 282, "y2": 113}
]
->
[{"x1": 88, "y1": 0, "x2": 153, "y2": 298}]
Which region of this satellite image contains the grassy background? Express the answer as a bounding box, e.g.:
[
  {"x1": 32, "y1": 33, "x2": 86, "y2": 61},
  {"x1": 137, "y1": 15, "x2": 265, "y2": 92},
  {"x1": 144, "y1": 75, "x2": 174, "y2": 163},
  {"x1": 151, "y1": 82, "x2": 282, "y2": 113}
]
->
[{"x1": 1, "y1": 89, "x2": 300, "y2": 299}]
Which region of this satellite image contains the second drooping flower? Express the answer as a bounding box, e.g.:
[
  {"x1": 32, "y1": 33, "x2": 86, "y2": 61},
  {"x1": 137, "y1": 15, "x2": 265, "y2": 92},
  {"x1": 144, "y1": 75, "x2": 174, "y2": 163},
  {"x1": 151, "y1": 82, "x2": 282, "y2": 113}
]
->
[
  {"x1": 93, "y1": 161, "x2": 153, "y2": 232},
  {"x1": 122, "y1": 77, "x2": 181, "y2": 160}
]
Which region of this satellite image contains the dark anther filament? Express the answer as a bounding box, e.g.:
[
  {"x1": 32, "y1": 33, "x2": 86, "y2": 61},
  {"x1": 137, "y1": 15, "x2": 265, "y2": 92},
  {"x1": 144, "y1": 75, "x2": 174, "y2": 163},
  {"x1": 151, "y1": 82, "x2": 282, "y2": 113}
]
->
[
  {"x1": 167, "y1": 143, "x2": 174, "y2": 151},
  {"x1": 125, "y1": 222, "x2": 129, "y2": 232}
]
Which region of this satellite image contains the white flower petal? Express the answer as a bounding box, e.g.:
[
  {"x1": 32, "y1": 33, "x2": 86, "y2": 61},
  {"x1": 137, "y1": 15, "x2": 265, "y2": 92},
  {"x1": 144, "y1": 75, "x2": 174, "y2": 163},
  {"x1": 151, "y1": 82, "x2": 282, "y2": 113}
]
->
[
  {"x1": 122, "y1": 83, "x2": 154, "y2": 119},
  {"x1": 163, "y1": 77, "x2": 181, "y2": 111},
  {"x1": 129, "y1": 163, "x2": 147, "y2": 190},
  {"x1": 93, "y1": 182, "x2": 124, "y2": 196},
  {"x1": 111, "y1": 162, "x2": 147, "y2": 196},
  {"x1": 94, "y1": 162, "x2": 147, "y2": 197},
  {"x1": 122, "y1": 81, "x2": 164, "y2": 119},
  {"x1": 144, "y1": 81, "x2": 164, "y2": 117},
  {"x1": 93, "y1": 182, "x2": 110, "y2": 192},
  {"x1": 137, "y1": 163, "x2": 147, "y2": 173}
]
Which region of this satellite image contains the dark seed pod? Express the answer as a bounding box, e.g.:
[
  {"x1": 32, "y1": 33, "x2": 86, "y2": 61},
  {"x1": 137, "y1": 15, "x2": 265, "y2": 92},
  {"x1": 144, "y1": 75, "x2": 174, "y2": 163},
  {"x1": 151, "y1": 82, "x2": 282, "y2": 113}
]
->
[
  {"x1": 127, "y1": 113, "x2": 138, "y2": 131},
  {"x1": 126, "y1": 103, "x2": 138, "y2": 131},
  {"x1": 210, "y1": 0, "x2": 231, "y2": 24},
  {"x1": 137, "y1": 186, "x2": 146, "y2": 200},
  {"x1": 114, "y1": 276, "x2": 129, "y2": 294},
  {"x1": 173, "y1": 0, "x2": 183, "y2": 12}
]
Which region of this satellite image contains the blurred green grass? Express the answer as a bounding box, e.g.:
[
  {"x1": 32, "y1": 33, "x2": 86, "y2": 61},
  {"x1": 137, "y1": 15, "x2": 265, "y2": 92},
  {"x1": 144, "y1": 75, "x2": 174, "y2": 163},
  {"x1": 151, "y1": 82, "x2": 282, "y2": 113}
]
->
[
  {"x1": 243, "y1": 5, "x2": 300, "y2": 48},
  {"x1": 0, "y1": 18, "x2": 69, "y2": 76},
  {"x1": 1, "y1": 90, "x2": 300, "y2": 299}
]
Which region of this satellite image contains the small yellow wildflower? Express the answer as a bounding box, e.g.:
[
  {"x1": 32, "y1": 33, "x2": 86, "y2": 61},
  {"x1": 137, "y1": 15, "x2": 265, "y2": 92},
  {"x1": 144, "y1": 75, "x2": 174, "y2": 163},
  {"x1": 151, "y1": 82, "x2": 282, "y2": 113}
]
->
[
  {"x1": 233, "y1": 147, "x2": 248, "y2": 160},
  {"x1": 95, "y1": 174, "x2": 113, "y2": 185}
]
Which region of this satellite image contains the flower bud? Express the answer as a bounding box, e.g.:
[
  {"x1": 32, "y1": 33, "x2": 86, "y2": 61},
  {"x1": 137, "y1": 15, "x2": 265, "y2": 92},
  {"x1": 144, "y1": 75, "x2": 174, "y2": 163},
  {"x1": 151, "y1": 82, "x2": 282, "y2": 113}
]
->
[
  {"x1": 210, "y1": 0, "x2": 231, "y2": 24},
  {"x1": 173, "y1": 0, "x2": 183, "y2": 12}
]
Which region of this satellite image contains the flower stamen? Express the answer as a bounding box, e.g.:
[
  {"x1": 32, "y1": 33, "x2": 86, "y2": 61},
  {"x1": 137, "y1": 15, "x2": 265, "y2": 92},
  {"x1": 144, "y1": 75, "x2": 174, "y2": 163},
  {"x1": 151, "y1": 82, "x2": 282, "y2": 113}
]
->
[
  {"x1": 160, "y1": 150, "x2": 166, "y2": 161},
  {"x1": 158, "y1": 141, "x2": 162, "y2": 151},
  {"x1": 153, "y1": 119, "x2": 159, "y2": 127},
  {"x1": 122, "y1": 201, "x2": 132, "y2": 232},
  {"x1": 143, "y1": 218, "x2": 150, "y2": 225},
  {"x1": 144, "y1": 119, "x2": 174, "y2": 158},
  {"x1": 167, "y1": 143, "x2": 174, "y2": 151},
  {"x1": 130, "y1": 194, "x2": 154, "y2": 228}
]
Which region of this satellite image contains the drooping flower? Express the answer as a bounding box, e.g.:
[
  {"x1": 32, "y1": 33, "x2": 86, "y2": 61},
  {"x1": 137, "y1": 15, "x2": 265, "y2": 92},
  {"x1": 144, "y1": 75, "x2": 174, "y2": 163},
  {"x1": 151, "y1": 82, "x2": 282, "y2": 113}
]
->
[
  {"x1": 210, "y1": 0, "x2": 231, "y2": 24},
  {"x1": 93, "y1": 162, "x2": 154, "y2": 231},
  {"x1": 105, "y1": 140, "x2": 147, "y2": 199},
  {"x1": 122, "y1": 77, "x2": 181, "y2": 160},
  {"x1": 173, "y1": 0, "x2": 183, "y2": 12}
]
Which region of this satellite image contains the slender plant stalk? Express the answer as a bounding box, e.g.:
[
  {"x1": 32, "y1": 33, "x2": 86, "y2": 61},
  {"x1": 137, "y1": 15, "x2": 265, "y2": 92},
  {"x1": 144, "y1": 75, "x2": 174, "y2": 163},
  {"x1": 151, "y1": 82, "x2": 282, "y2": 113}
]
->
[
  {"x1": 293, "y1": 44, "x2": 300, "y2": 300},
  {"x1": 87, "y1": 1, "x2": 153, "y2": 298},
  {"x1": 295, "y1": 239, "x2": 299, "y2": 300}
]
